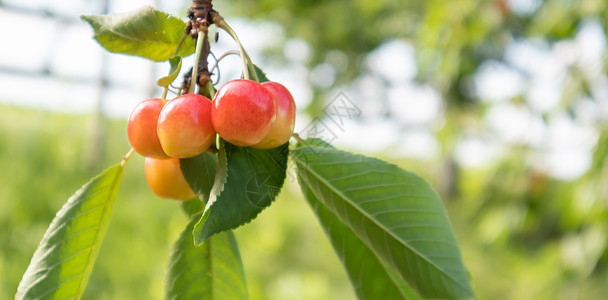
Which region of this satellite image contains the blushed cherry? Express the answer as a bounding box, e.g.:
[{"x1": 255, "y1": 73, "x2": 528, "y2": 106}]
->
[
  {"x1": 157, "y1": 94, "x2": 216, "y2": 158},
  {"x1": 127, "y1": 98, "x2": 169, "y2": 159},
  {"x1": 252, "y1": 82, "x2": 296, "y2": 149},
  {"x1": 211, "y1": 79, "x2": 276, "y2": 147}
]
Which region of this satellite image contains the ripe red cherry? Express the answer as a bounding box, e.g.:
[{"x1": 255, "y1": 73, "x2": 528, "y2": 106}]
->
[
  {"x1": 127, "y1": 98, "x2": 169, "y2": 159},
  {"x1": 144, "y1": 157, "x2": 196, "y2": 200},
  {"x1": 157, "y1": 94, "x2": 216, "y2": 158},
  {"x1": 253, "y1": 82, "x2": 296, "y2": 149},
  {"x1": 211, "y1": 79, "x2": 277, "y2": 147}
]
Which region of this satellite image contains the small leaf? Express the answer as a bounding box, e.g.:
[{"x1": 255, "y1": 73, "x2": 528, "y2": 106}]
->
[
  {"x1": 16, "y1": 164, "x2": 125, "y2": 299},
  {"x1": 291, "y1": 141, "x2": 474, "y2": 298},
  {"x1": 193, "y1": 141, "x2": 289, "y2": 245},
  {"x1": 157, "y1": 56, "x2": 183, "y2": 87},
  {"x1": 254, "y1": 64, "x2": 270, "y2": 83},
  {"x1": 242, "y1": 64, "x2": 269, "y2": 83},
  {"x1": 165, "y1": 215, "x2": 248, "y2": 300},
  {"x1": 81, "y1": 7, "x2": 195, "y2": 61},
  {"x1": 301, "y1": 182, "x2": 423, "y2": 300}
]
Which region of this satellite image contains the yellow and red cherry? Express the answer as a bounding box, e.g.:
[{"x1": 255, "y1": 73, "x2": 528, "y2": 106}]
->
[
  {"x1": 211, "y1": 79, "x2": 277, "y2": 147},
  {"x1": 157, "y1": 94, "x2": 216, "y2": 158},
  {"x1": 127, "y1": 98, "x2": 169, "y2": 159},
  {"x1": 144, "y1": 157, "x2": 196, "y2": 201},
  {"x1": 253, "y1": 82, "x2": 296, "y2": 149}
]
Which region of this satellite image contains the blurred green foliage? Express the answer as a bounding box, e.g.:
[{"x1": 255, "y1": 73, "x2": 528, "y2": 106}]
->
[{"x1": 222, "y1": 0, "x2": 607, "y2": 106}]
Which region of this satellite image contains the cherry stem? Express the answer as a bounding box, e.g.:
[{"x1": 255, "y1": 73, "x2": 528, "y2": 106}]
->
[
  {"x1": 292, "y1": 133, "x2": 309, "y2": 147},
  {"x1": 215, "y1": 18, "x2": 258, "y2": 82},
  {"x1": 209, "y1": 50, "x2": 240, "y2": 85},
  {"x1": 217, "y1": 50, "x2": 240, "y2": 61},
  {"x1": 190, "y1": 30, "x2": 207, "y2": 94},
  {"x1": 121, "y1": 148, "x2": 135, "y2": 167},
  {"x1": 205, "y1": 81, "x2": 216, "y2": 99},
  {"x1": 209, "y1": 50, "x2": 239, "y2": 73}
]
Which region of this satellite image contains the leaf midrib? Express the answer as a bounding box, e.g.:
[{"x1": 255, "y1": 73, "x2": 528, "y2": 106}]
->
[
  {"x1": 292, "y1": 151, "x2": 469, "y2": 294},
  {"x1": 96, "y1": 25, "x2": 177, "y2": 47},
  {"x1": 311, "y1": 189, "x2": 412, "y2": 300},
  {"x1": 73, "y1": 166, "x2": 123, "y2": 299}
]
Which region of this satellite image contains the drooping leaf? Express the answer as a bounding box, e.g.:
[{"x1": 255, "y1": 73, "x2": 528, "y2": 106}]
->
[
  {"x1": 291, "y1": 141, "x2": 474, "y2": 298},
  {"x1": 16, "y1": 163, "x2": 126, "y2": 299},
  {"x1": 193, "y1": 141, "x2": 289, "y2": 245},
  {"x1": 180, "y1": 152, "x2": 218, "y2": 217},
  {"x1": 157, "y1": 56, "x2": 183, "y2": 87},
  {"x1": 81, "y1": 7, "x2": 195, "y2": 62},
  {"x1": 165, "y1": 215, "x2": 248, "y2": 300},
  {"x1": 300, "y1": 182, "x2": 422, "y2": 300}
]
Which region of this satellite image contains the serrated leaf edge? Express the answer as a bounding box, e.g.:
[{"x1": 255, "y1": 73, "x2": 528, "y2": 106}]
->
[
  {"x1": 292, "y1": 147, "x2": 473, "y2": 297},
  {"x1": 193, "y1": 141, "x2": 229, "y2": 246},
  {"x1": 193, "y1": 143, "x2": 288, "y2": 245},
  {"x1": 303, "y1": 181, "x2": 418, "y2": 300}
]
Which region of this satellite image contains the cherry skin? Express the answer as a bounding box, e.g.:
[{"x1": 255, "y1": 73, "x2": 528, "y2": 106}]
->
[
  {"x1": 252, "y1": 82, "x2": 296, "y2": 149},
  {"x1": 144, "y1": 157, "x2": 196, "y2": 200},
  {"x1": 127, "y1": 98, "x2": 169, "y2": 159},
  {"x1": 157, "y1": 94, "x2": 216, "y2": 158},
  {"x1": 212, "y1": 79, "x2": 277, "y2": 147}
]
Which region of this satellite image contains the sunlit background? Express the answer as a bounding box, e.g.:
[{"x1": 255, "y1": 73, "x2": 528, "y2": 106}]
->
[{"x1": 1, "y1": 0, "x2": 607, "y2": 299}]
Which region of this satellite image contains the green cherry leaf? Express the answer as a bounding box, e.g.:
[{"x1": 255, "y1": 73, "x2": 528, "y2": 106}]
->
[
  {"x1": 164, "y1": 215, "x2": 248, "y2": 300},
  {"x1": 301, "y1": 180, "x2": 423, "y2": 300},
  {"x1": 242, "y1": 64, "x2": 270, "y2": 83},
  {"x1": 16, "y1": 164, "x2": 126, "y2": 299},
  {"x1": 81, "y1": 7, "x2": 195, "y2": 61},
  {"x1": 291, "y1": 139, "x2": 474, "y2": 298},
  {"x1": 192, "y1": 141, "x2": 289, "y2": 245},
  {"x1": 253, "y1": 64, "x2": 270, "y2": 83}
]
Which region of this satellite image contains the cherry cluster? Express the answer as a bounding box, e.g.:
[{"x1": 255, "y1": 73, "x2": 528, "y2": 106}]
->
[{"x1": 127, "y1": 79, "x2": 296, "y2": 200}]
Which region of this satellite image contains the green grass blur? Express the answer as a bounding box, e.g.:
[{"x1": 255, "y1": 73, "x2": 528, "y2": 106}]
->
[{"x1": 0, "y1": 105, "x2": 354, "y2": 300}]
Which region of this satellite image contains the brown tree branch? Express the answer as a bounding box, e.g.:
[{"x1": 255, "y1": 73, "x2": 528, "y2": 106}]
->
[{"x1": 182, "y1": 0, "x2": 216, "y2": 94}]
